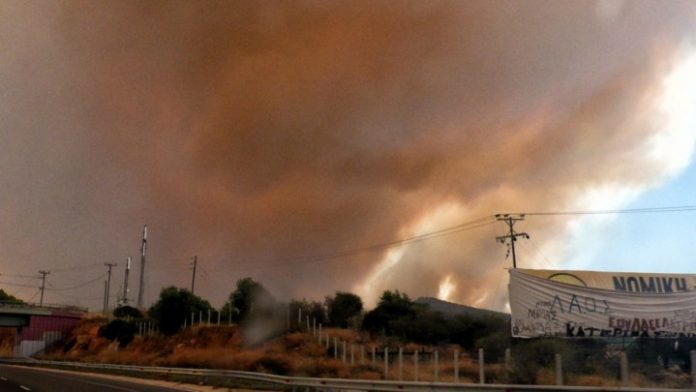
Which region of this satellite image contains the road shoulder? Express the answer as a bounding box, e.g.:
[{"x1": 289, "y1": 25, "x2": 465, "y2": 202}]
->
[{"x1": 3, "y1": 365, "x2": 259, "y2": 392}]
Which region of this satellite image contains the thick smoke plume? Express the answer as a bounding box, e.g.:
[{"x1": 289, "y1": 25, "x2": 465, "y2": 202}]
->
[{"x1": 0, "y1": 1, "x2": 695, "y2": 310}]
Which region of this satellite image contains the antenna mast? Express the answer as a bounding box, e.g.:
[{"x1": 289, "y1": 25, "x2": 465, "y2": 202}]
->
[{"x1": 122, "y1": 256, "x2": 132, "y2": 306}]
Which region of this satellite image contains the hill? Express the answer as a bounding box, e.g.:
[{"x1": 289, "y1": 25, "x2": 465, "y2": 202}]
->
[{"x1": 415, "y1": 297, "x2": 509, "y2": 320}]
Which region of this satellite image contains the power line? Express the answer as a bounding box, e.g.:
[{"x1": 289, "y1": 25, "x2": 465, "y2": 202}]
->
[
  {"x1": 7, "y1": 276, "x2": 36, "y2": 298},
  {"x1": 0, "y1": 273, "x2": 40, "y2": 279},
  {"x1": 2, "y1": 203, "x2": 692, "y2": 307},
  {"x1": 289, "y1": 218, "x2": 495, "y2": 264},
  {"x1": 206, "y1": 203, "x2": 694, "y2": 272},
  {"x1": 0, "y1": 281, "x2": 38, "y2": 289},
  {"x1": 45, "y1": 274, "x2": 106, "y2": 292},
  {"x1": 210, "y1": 217, "x2": 497, "y2": 271},
  {"x1": 515, "y1": 205, "x2": 696, "y2": 216},
  {"x1": 245, "y1": 204, "x2": 696, "y2": 270},
  {"x1": 49, "y1": 289, "x2": 105, "y2": 302},
  {"x1": 518, "y1": 236, "x2": 554, "y2": 266},
  {"x1": 27, "y1": 289, "x2": 39, "y2": 303},
  {"x1": 50, "y1": 262, "x2": 103, "y2": 273}
]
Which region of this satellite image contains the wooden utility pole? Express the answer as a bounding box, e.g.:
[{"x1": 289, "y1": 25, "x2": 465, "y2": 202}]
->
[
  {"x1": 190, "y1": 256, "x2": 198, "y2": 294},
  {"x1": 103, "y1": 280, "x2": 108, "y2": 312},
  {"x1": 495, "y1": 214, "x2": 529, "y2": 268},
  {"x1": 38, "y1": 270, "x2": 50, "y2": 306},
  {"x1": 104, "y1": 262, "x2": 117, "y2": 312}
]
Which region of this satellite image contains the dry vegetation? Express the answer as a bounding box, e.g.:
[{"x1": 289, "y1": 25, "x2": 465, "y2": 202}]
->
[
  {"x1": 40, "y1": 319, "x2": 492, "y2": 380},
  {"x1": 38, "y1": 318, "x2": 692, "y2": 388},
  {"x1": 0, "y1": 328, "x2": 15, "y2": 357}
]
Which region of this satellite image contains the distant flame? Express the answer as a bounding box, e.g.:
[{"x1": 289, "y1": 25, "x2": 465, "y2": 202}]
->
[
  {"x1": 356, "y1": 202, "x2": 466, "y2": 306},
  {"x1": 437, "y1": 275, "x2": 456, "y2": 301}
]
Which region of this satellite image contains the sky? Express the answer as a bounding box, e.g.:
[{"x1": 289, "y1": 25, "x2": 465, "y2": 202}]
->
[{"x1": 1, "y1": 1, "x2": 695, "y2": 312}]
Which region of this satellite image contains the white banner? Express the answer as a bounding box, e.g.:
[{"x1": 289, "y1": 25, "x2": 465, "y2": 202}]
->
[
  {"x1": 509, "y1": 269, "x2": 696, "y2": 338},
  {"x1": 513, "y1": 268, "x2": 696, "y2": 293}
]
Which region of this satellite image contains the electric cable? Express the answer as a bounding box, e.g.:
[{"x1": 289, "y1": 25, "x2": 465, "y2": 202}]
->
[
  {"x1": 46, "y1": 274, "x2": 107, "y2": 291},
  {"x1": 514, "y1": 205, "x2": 696, "y2": 216},
  {"x1": 214, "y1": 217, "x2": 498, "y2": 270}
]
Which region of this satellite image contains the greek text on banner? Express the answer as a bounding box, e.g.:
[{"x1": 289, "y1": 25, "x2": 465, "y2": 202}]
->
[{"x1": 509, "y1": 268, "x2": 696, "y2": 338}]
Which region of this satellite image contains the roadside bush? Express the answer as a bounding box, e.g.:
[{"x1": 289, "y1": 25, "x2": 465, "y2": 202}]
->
[
  {"x1": 113, "y1": 305, "x2": 143, "y2": 319},
  {"x1": 99, "y1": 319, "x2": 137, "y2": 347},
  {"x1": 252, "y1": 354, "x2": 292, "y2": 375},
  {"x1": 148, "y1": 286, "x2": 212, "y2": 335},
  {"x1": 509, "y1": 338, "x2": 569, "y2": 384},
  {"x1": 475, "y1": 330, "x2": 510, "y2": 361}
]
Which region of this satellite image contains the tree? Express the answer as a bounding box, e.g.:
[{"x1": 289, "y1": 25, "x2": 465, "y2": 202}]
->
[
  {"x1": 391, "y1": 310, "x2": 449, "y2": 344},
  {"x1": 99, "y1": 319, "x2": 138, "y2": 347},
  {"x1": 0, "y1": 289, "x2": 23, "y2": 304},
  {"x1": 222, "y1": 278, "x2": 275, "y2": 323},
  {"x1": 325, "y1": 292, "x2": 363, "y2": 328},
  {"x1": 113, "y1": 305, "x2": 143, "y2": 319},
  {"x1": 148, "y1": 286, "x2": 212, "y2": 335},
  {"x1": 289, "y1": 299, "x2": 326, "y2": 329},
  {"x1": 362, "y1": 290, "x2": 420, "y2": 336}
]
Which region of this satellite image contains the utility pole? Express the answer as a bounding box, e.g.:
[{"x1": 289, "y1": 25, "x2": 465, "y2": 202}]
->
[
  {"x1": 495, "y1": 214, "x2": 529, "y2": 268},
  {"x1": 122, "y1": 256, "x2": 132, "y2": 306},
  {"x1": 103, "y1": 280, "x2": 108, "y2": 312},
  {"x1": 38, "y1": 270, "x2": 50, "y2": 306},
  {"x1": 190, "y1": 256, "x2": 197, "y2": 294},
  {"x1": 104, "y1": 262, "x2": 117, "y2": 312},
  {"x1": 137, "y1": 225, "x2": 147, "y2": 308}
]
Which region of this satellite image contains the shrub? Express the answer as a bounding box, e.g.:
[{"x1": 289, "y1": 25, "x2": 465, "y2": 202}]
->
[
  {"x1": 253, "y1": 354, "x2": 292, "y2": 375},
  {"x1": 99, "y1": 319, "x2": 137, "y2": 347},
  {"x1": 113, "y1": 306, "x2": 143, "y2": 319},
  {"x1": 148, "y1": 286, "x2": 212, "y2": 335}
]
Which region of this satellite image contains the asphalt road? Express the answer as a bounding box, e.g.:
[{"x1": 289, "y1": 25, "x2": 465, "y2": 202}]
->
[{"x1": 0, "y1": 365, "x2": 191, "y2": 392}]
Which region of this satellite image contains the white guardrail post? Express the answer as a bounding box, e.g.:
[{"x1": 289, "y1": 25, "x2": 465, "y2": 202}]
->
[
  {"x1": 433, "y1": 350, "x2": 439, "y2": 382},
  {"x1": 505, "y1": 347, "x2": 511, "y2": 376},
  {"x1": 398, "y1": 347, "x2": 403, "y2": 381},
  {"x1": 478, "y1": 347, "x2": 485, "y2": 384},
  {"x1": 454, "y1": 349, "x2": 459, "y2": 383},
  {"x1": 342, "y1": 341, "x2": 347, "y2": 364},
  {"x1": 555, "y1": 353, "x2": 563, "y2": 386},
  {"x1": 621, "y1": 351, "x2": 629, "y2": 387}
]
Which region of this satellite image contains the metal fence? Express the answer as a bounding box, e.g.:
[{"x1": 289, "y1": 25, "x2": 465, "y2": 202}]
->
[{"x1": 0, "y1": 358, "x2": 692, "y2": 392}]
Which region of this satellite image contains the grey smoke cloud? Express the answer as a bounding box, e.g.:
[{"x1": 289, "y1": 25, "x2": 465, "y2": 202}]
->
[{"x1": 0, "y1": 1, "x2": 694, "y2": 310}]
